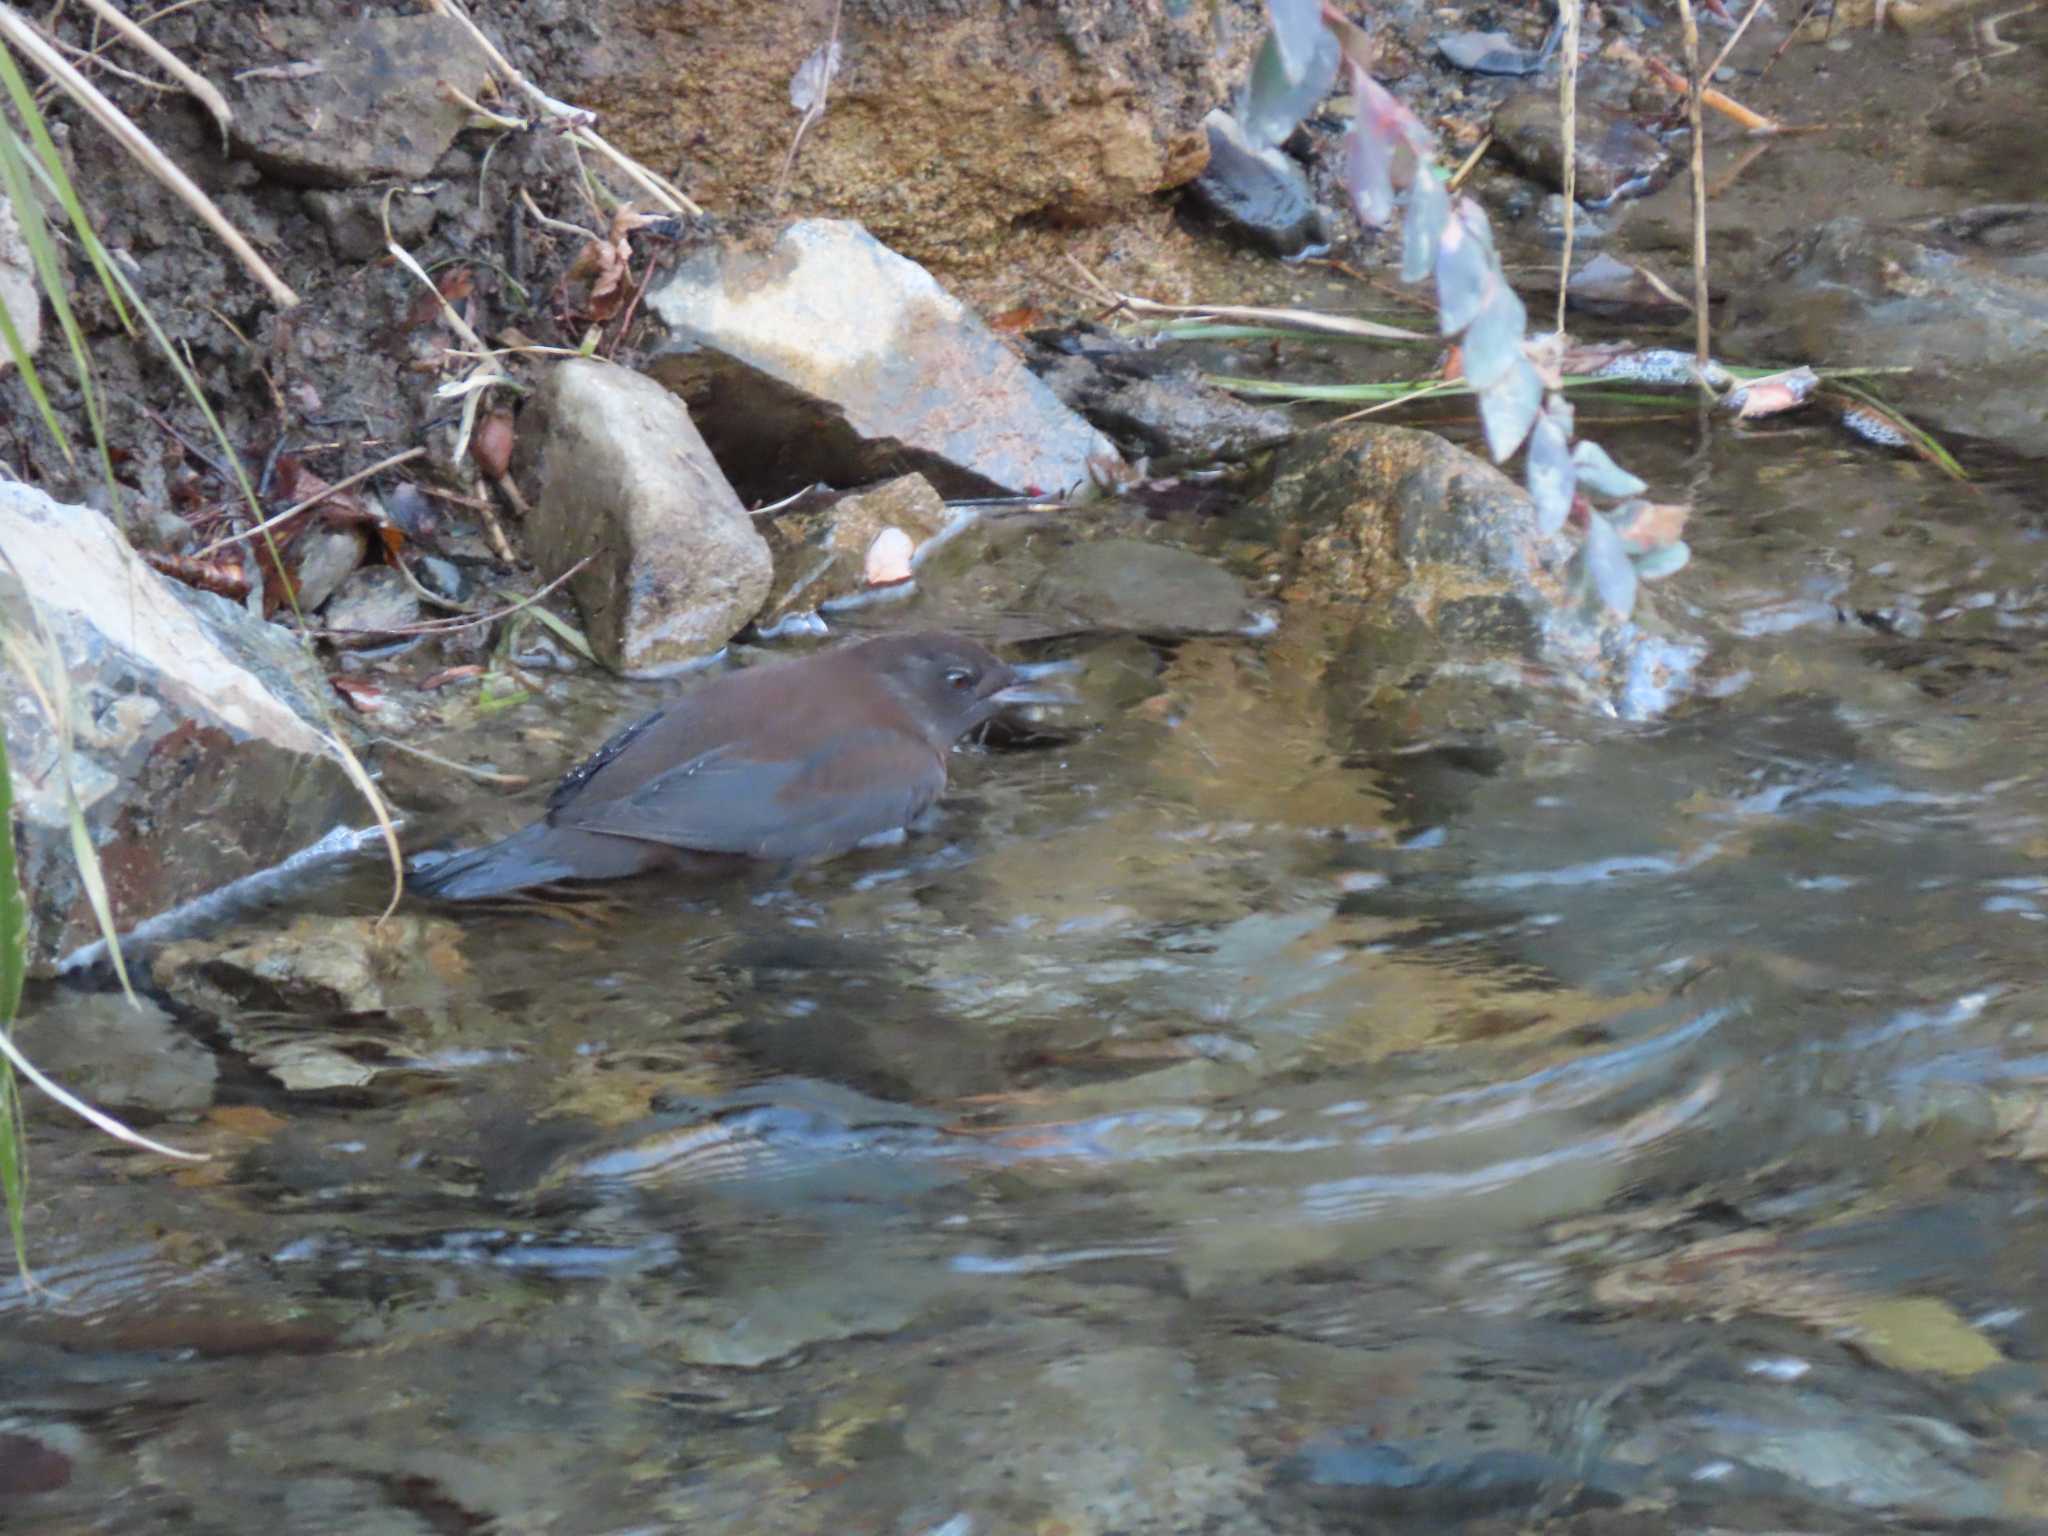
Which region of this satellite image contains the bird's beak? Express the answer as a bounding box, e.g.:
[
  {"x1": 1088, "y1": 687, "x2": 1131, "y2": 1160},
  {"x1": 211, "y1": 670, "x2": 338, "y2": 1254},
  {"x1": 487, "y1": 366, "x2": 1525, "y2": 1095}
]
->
[{"x1": 986, "y1": 658, "x2": 1081, "y2": 708}]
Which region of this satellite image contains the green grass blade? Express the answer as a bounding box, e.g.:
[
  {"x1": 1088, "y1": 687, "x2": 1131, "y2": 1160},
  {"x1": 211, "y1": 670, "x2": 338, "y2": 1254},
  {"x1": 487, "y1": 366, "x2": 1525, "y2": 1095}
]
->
[
  {"x1": 0, "y1": 725, "x2": 31, "y2": 1276},
  {"x1": 0, "y1": 36, "x2": 131, "y2": 333},
  {"x1": 0, "y1": 125, "x2": 118, "y2": 511},
  {"x1": 0, "y1": 249, "x2": 68, "y2": 455}
]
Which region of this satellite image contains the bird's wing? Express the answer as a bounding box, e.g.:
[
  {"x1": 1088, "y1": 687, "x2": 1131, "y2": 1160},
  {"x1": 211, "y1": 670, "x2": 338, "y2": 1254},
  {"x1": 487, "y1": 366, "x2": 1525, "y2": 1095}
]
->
[{"x1": 557, "y1": 730, "x2": 948, "y2": 860}]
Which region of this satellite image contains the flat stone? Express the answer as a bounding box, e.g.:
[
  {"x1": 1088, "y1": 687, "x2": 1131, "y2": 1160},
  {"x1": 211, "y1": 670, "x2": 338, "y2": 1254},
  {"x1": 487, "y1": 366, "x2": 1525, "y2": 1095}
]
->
[
  {"x1": 1030, "y1": 538, "x2": 1261, "y2": 638},
  {"x1": 1490, "y1": 93, "x2": 1669, "y2": 204},
  {"x1": 226, "y1": 15, "x2": 494, "y2": 187},
  {"x1": 0, "y1": 485, "x2": 360, "y2": 973},
  {"x1": 758, "y1": 474, "x2": 954, "y2": 627},
  {"x1": 515, "y1": 358, "x2": 772, "y2": 674},
  {"x1": 646, "y1": 219, "x2": 1122, "y2": 499}
]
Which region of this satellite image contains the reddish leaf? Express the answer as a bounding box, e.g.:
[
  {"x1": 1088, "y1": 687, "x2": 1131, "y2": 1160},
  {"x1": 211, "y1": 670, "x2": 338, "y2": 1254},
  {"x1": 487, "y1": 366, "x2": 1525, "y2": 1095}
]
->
[
  {"x1": 472, "y1": 410, "x2": 516, "y2": 480},
  {"x1": 330, "y1": 675, "x2": 385, "y2": 712}
]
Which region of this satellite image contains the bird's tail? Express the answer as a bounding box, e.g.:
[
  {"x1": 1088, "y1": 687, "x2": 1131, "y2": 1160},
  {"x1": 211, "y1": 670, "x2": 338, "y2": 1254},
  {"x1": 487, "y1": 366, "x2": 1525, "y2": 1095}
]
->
[{"x1": 408, "y1": 820, "x2": 660, "y2": 901}]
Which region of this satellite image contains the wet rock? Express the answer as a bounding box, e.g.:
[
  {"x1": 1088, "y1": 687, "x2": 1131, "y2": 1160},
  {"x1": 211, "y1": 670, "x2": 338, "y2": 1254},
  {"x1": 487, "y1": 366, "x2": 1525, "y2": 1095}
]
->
[
  {"x1": 515, "y1": 358, "x2": 772, "y2": 675},
  {"x1": 0, "y1": 485, "x2": 360, "y2": 974},
  {"x1": 757, "y1": 475, "x2": 954, "y2": 628},
  {"x1": 1567, "y1": 252, "x2": 1685, "y2": 320},
  {"x1": 645, "y1": 220, "x2": 1122, "y2": 500},
  {"x1": 225, "y1": 14, "x2": 494, "y2": 187},
  {"x1": 293, "y1": 525, "x2": 367, "y2": 615},
  {"x1": 1030, "y1": 326, "x2": 1297, "y2": 464},
  {"x1": 0, "y1": 190, "x2": 37, "y2": 368},
  {"x1": 1733, "y1": 205, "x2": 2048, "y2": 457},
  {"x1": 152, "y1": 913, "x2": 469, "y2": 1020},
  {"x1": 1182, "y1": 110, "x2": 1325, "y2": 257},
  {"x1": 1534, "y1": 193, "x2": 1608, "y2": 250},
  {"x1": 588, "y1": 3, "x2": 1247, "y2": 273},
  {"x1": 1260, "y1": 423, "x2": 1702, "y2": 718},
  {"x1": 1030, "y1": 538, "x2": 1263, "y2": 638},
  {"x1": 1490, "y1": 93, "x2": 1670, "y2": 204},
  {"x1": 13, "y1": 989, "x2": 216, "y2": 1114},
  {"x1": 321, "y1": 565, "x2": 420, "y2": 646}
]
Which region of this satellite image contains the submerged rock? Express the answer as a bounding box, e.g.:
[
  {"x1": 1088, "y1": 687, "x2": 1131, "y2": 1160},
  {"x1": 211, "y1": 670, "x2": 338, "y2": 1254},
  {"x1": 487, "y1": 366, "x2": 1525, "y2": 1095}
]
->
[
  {"x1": 152, "y1": 913, "x2": 469, "y2": 1020},
  {"x1": 1260, "y1": 423, "x2": 1701, "y2": 718},
  {"x1": 1734, "y1": 204, "x2": 2048, "y2": 457},
  {"x1": 0, "y1": 485, "x2": 360, "y2": 974},
  {"x1": 1182, "y1": 109, "x2": 1326, "y2": 257},
  {"x1": 225, "y1": 14, "x2": 494, "y2": 187},
  {"x1": 645, "y1": 220, "x2": 1122, "y2": 499},
  {"x1": 515, "y1": 358, "x2": 773, "y2": 675},
  {"x1": 1490, "y1": 93, "x2": 1669, "y2": 204},
  {"x1": 1030, "y1": 538, "x2": 1264, "y2": 639},
  {"x1": 13, "y1": 990, "x2": 216, "y2": 1115}
]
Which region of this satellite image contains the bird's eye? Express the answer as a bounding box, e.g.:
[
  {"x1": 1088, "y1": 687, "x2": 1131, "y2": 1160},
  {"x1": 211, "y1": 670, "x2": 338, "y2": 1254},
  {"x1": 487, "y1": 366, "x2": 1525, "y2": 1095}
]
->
[{"x1": 944, "y1": 666, "x2": 976, "y2": 689}]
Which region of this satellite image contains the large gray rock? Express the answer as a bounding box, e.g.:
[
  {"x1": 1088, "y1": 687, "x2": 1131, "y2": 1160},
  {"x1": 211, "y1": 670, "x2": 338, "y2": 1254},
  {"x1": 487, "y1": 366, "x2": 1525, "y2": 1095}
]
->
[
  {"x1": 1734, "y1": 205, "x2": 2048, "y2": 457},
  {"x1": 226, "y1": 14, "x2": 494, "y2": 186},
  {"x1": 516, "y1": 358, "x2": 773, "y2": 675},
  {"x1": 0, "y1": 485, "x2": 361, "y2": 973},
  {"x1": 646, "y1": 220, "x2": 1123, "y2": 499},
  {"x1": 13, "y1": 991, "x2": 215, "y2": 1115},
  {"x1": 1261, "y1": 423, "x2": 1702, "y2": 719}
]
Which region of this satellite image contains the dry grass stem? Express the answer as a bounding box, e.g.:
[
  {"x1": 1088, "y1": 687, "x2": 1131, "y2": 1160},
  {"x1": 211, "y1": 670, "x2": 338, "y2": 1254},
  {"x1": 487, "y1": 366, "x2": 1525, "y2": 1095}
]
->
[
  {"x1": 69, "y1": 0, "x2": 232, "y2": 137},
  {"x1": 1675, "y1": 0, "x2": 1712, "y2": 362},
  {"x1": 1555, "y1": 0, "x2": 1582, "y2": 334},
  {"x1": 422, "y1": 0, "x2": 703, "y2": 216},
  {"x1": 0, "y1": 5, "x2": 297, "y2": 306}
]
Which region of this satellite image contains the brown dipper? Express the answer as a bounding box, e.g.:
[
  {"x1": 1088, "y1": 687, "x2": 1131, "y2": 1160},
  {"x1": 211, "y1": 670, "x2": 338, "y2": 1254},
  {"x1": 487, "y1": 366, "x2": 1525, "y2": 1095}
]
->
[{"x1": 410, "y1": 632, "x2": 1046, "y2": 901}]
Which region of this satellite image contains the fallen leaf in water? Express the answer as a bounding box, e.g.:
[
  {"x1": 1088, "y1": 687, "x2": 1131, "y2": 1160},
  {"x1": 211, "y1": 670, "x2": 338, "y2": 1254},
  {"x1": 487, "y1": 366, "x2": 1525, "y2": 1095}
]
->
[
  {"x1": 207, "y1": 1104, "x2": 289, "y2": 1139},
  {"x1": 1725, "y1": 365, "x2": 1819, "y2": 419}
]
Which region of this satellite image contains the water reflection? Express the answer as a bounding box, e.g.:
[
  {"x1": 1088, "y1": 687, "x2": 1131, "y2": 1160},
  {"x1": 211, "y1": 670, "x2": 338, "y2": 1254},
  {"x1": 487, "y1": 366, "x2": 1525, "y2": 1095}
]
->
[{"x1": 10, "y1": 421, "x2": 2048, "y2": 1532}]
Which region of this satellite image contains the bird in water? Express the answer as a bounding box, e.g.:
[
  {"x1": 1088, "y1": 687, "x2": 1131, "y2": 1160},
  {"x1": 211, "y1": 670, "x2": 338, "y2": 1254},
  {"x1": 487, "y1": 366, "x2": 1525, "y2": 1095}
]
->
[{"x1": 410, "y1": 632, "x2": 1054, "y2": 901}]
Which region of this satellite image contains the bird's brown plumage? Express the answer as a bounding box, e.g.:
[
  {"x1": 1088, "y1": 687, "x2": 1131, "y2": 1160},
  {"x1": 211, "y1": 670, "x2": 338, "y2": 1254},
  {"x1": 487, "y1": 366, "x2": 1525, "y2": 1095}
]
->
[{"x1": 411, "y1": 633, "x2": 1030, "y2": 900}]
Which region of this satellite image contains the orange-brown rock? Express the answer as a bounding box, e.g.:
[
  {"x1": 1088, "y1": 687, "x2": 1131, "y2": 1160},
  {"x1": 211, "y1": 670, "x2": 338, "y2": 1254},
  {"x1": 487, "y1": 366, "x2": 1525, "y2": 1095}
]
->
[{"x1": 587, "y1": 1, "x2": 1264, "y2": 274}]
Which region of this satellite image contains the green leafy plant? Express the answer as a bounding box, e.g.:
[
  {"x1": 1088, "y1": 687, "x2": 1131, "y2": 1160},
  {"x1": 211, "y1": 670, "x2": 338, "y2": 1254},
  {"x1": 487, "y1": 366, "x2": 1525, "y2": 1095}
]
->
[{"x1": 1241, "y1": 0, "x2": 1689, "y2": 617}]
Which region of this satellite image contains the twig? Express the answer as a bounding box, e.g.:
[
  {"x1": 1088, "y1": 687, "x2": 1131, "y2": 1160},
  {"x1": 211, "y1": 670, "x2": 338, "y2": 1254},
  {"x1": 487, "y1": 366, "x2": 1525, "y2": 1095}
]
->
[
  {"x1": 1676, "y1": 0, "x2": 1712, "y2": 364},
  {"x1": 1071, "y1": 269, "x2": 1430, "y2": 342},
  {"x1": 1704, "y1": 0, "x2": 1778, "y2": 78},
  {"x1": 370, "y1": 736, "x2": 531, "y2": 787},
  {"x1": 1555, "y1": 0, "x2": 1581, "y2": 335},
  {"x1": 191, "y1": 446, "x2": 425, "y2": 558},
  {"x1": 0, "y1": 6, "x2": 297, "y2": 307},
  {"x1": 68, "y1": 0, "x2": 233, "y2": 138},
  {"x1": 1446, "y1": 133, "x2": 1491, "y2": 193},
  {"x1": 310, "y1": 555, "x2": 591, "y2": 639},
  {"x1": 421, "y1": 0, "x2": 703, "y2": 216},
  {"x1": 518, "y1": 186, "x2": 593, "y2": 239}
]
